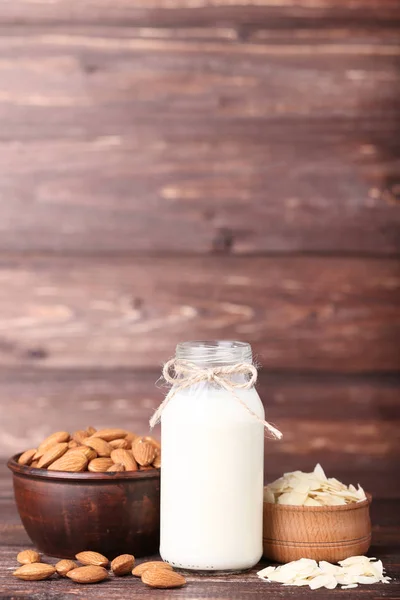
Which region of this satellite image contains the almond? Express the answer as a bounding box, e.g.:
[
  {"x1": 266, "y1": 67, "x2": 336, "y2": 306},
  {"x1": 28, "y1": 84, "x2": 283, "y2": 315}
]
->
[
  {"x1": 68, "y1": 440, "x2": 79, "y2": 449},
  {"x1": 142, "y1": 567, "x2": 186, "y2": 588},
  {"x1": 36, "y1": 431, "x2": 70, "y2": 458},
  {"x1": 139, "y1": 465, "x2": 155, "y2": 471},
  {"x1": 18, "y1": 449, "x2": 37, "y2": 466},
  {"x1": 37, "y1": 442, "x2": 69, "y2": 469},
  {"x1": 17, "y1": 549, "x2": 41, "y2": 565},
  {"x1": 144, "y1": 436, "x2": 161, "y2": 450},
  {"x1": 88, "y1": 458, "x2": 113, "y2": 472},
  {"x1": 86, "y1": 426, "x2": 97, "y2": 435},
  {"x1": 110, "y1": 449, "x2": 138, "y2": 472},
  {"x1": 109, "y1": 438, "x2": 130, "y2": 450},
  {"x1": 111, "y1": 554, "x2": 135, "y2": 576},
  {"x1": 67, "y1": 565, "x2": 108, "y2": 584},
  {"x1": 125, "y1": 431, "x2": 138, "y2": 443},
  {"x1": 107, "y1": 463, "x2": 125, "y2": 472},
  {"x1": 30, "y1": 460, "x2": 39, "y2": 468},
  {"x1": 48, "y1": 452, "x2": 87, "y2": 472},
  {"x1": 76, "y1": 551, "x2": 109, "y2": 568},
  {"x1": 13, "y1": 563, "x2": 56, "y2": 581},
  {"x1": 83, "y1": 436, "x2": 112, "y2": 457},
  {"x1": 132, "y1": 561, "x2": 173, "y2": 577},
  {"x1": 70, "y1": 446, "x2": 97, "y2": 461},
  {"x1": 132, "y1": 438, "x2": 156, "y2": 466},
  {"x1": 92, "y1": 428, "x2": 127, "y2": 442},
  {"x1": 55, "y1": 559, "x2": 77, "y2": 576},
  {"x1": 153, "y1": 449, "x2": 161, "y2": 469},
  {"x1": 72, "y1": 429, "x2": 90, "y2": 444}
]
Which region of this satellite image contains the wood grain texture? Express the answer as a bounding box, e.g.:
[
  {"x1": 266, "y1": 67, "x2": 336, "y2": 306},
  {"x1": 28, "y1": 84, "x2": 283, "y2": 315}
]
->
[
  {"x1": 0, "y1": 130, "x2": 399, "y2": 255},
  {"x1": 0, "y1": 476, "x2": 399, "y2": 599},
  {"x1": 0, "y1": 256, "x2": 398, "y2": 371},
  {"x1": 1, "y1": 0, "x2": 400, "y2": 28},
  {"x1": 0, "y1": 368, "x2": 399, "y2": 497},
  {"x1": 263, "y1": 497, "x2": 371, "y2": 563},
  {"x1": 0, "y1": 27, "x2": 398, "y2": 255}
]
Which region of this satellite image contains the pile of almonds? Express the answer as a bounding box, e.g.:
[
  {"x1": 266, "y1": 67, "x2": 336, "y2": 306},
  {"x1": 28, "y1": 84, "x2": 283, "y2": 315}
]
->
[
  {"x1": 17, "y1": 427, "x2": 161, "y2": 473},
  {"x1": 13, "y1": 549, "x2": 186, "y2": 588}
]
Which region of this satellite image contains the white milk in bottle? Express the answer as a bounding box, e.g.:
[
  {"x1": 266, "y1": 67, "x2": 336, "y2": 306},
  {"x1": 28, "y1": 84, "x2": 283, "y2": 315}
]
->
[{"x1": 158, "y1": 340, "x2": 267, "y2": 572}]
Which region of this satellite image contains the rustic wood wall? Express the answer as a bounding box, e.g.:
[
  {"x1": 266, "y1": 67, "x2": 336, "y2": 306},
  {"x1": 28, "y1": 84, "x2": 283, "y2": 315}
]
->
[{"x1": 0, "y1": 0, "x2": 399, "y2": 493}]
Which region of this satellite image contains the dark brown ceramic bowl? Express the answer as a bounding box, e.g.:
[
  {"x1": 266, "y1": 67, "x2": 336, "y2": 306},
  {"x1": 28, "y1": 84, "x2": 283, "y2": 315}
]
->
[{"x1": 8, "y1": 454, "x2": 160, "y2": 560}]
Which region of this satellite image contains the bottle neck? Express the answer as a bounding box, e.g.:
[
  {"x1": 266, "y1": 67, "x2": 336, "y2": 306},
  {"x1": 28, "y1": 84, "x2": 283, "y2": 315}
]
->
[{"x1": 175, "y1": 340, "x2": 253, "y2": 368}]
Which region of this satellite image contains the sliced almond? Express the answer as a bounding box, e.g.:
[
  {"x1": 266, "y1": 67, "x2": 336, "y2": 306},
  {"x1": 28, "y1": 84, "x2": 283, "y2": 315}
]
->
[
  {"x1": 67, "y1": 565, "x2": 108, "y2": 584},
  {"x1": 76, "y1": 551, "x2": 109, "y2": 568},
  {"x1": 17, "y1": 549, "x2": 41, "y2": 565},
  {"x1": 37, "y1": 442, "x2": 69, "y2": 469},
  {"x1": 88, "y1": 458, "x2": 114, "y2": 472},
  {"x1": 110, "y1": 449, "x2": 138, "y2": 472},
  {"x1": 83, "y1": 436, "x2": 112, "y2": 457},
  {"x1": 111, "y1": 554, "x2": 135, "y2": 576},
  {"x1": 13, "y1": 563, "x2": 56, "y2": 581},
  {"x1": 18, "y1": 449, "x2": 37, "y2": 466}
]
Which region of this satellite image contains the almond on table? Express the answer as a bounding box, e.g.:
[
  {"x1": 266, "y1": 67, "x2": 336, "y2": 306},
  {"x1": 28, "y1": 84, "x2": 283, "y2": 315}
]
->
[
  {"x1": 13, "y1": 563, "x2": 56, "y2": 581},
  {"x1": 76, "y1": 550, "x2": 109, "y2": 568},
  {"x1": 17, "y1": 549, "x2": 41, "y2": 565},
  {"x1": 111, "y1": 554, "x2": 135, "y2": 576},
  {"x1": 55, "y1": 559, "x2": 77, "y2": 576},
  {"x1": 142, "y1": 567, "x2": 187, "y2": 589},
  {"x1": 66, "y1": 565, "x2": 109, "y2": 584},
  {"x1": 132, "y1": 561, "x2": 173, "y2": 577}
]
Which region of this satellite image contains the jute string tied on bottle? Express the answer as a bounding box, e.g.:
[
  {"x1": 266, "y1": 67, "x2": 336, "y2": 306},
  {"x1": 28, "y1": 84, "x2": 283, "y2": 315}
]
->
[{"x1": 149, "y1": 358, "x2": 282, "y2": 440}]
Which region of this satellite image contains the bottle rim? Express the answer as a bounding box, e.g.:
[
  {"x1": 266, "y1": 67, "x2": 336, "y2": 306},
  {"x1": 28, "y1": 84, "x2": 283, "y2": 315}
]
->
[{"x1": 175, "y1": 340, "x2": 252, "y2": 366}]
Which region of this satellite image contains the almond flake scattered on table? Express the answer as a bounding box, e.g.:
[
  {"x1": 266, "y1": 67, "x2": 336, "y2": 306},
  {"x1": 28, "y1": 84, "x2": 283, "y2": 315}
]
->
[
  {"x1": 264, "y1": 464, "x2": 367, "y2": 506},
  {"x1": 257, "y1": 556, "x2": 391, "y2": 590}
]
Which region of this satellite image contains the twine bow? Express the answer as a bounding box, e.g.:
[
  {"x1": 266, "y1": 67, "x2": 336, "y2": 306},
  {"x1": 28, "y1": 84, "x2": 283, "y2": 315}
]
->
[{"x1": 149, "y1": 358, "x2": 282, "y2": 440}]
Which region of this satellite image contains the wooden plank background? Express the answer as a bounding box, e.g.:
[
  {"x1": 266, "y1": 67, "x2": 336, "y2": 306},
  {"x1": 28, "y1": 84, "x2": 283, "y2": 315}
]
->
[{"x1": 0, "y1": 0, "x2": 399, "y2": 490}]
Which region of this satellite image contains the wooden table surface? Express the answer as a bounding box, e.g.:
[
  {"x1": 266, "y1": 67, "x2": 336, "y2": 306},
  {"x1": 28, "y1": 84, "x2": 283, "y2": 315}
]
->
[{"x1": 1, "y1": 463, "x2": 399, "y2": 600}]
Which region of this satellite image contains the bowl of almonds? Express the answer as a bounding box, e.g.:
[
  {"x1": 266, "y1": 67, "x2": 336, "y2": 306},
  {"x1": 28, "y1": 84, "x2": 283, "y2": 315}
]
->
[
  {"x1": 263, "y1": 464, "x2": 372, "y2": 564},
  {"x1": 8, "y1": 427, "x2": 161, "y2": 560}
]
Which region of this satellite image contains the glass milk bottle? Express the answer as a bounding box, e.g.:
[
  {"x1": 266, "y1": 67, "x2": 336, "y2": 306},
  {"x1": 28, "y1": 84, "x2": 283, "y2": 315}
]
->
[{"x1": 159, "y1": 340, "x2": 266, "y2": 572}]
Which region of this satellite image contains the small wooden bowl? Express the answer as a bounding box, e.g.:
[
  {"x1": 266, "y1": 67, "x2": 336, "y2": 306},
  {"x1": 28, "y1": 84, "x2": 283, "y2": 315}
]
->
[
  {"x1": 263, "y1": 492, "x2": 372, "y2": 563},
  {"x1": 8, "y1": 455, "x2": 160, "y2": 560}
]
